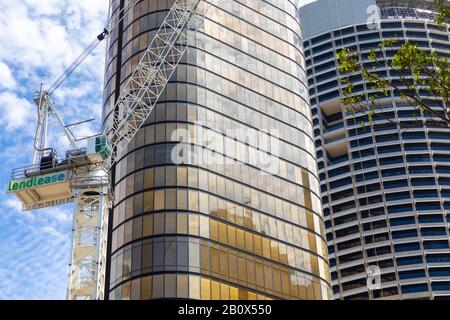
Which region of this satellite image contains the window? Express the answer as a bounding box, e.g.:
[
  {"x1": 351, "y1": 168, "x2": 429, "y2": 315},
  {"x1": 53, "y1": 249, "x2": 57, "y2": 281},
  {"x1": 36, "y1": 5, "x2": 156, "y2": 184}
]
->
[
  {"x1": 383, "y1": 179, "x2": 408, "y2": 189},
  {"x1": 392, "y1": 229, "x2": 418, "y2": 239},
  {"x1": 418, "y1": 215, "x2": 443, "y2": 223},
  {"x1": 399, "y1": 270, "x2": 425, "y2": 280},
  {"x1": 429, "y1": 268, "x2": 450, "y2": 277},
  {"x1": 401, "y1": 283, "x2": 429, "y2": 294},
  {"x1": 154, "y1": 190, "x2": 165, "y2": 210},
  {"x1": 421, "y1": 227, "x2": 446, "y2": 237},
  {"x1": 424, "y1": 241, "x2": 449, "y2": 250},
  {"x1": 396, "y1": 256, "x2": 423, "y2": 266},
  {"x1": 390, "y1": 216, "x2": 415, "y2": 226},
  {"x1": 388, "y1": 204, "x2": 412, "y2": 214},
  {"x1": 394, "y1": 242, "x2": 420, "y2": 252}
]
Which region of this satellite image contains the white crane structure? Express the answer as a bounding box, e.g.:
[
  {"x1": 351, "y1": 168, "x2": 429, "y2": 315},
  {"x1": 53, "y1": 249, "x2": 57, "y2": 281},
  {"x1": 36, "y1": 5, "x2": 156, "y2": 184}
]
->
[
  {"x1": 105, "y1": 0, "x2": 212, "y2": 167},
  {"x1": 7, "y1": 0, "x2": 213, "y2": 300}
]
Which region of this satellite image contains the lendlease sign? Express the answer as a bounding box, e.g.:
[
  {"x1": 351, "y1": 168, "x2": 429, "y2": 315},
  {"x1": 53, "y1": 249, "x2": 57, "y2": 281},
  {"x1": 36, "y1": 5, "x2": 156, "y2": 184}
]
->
[{"x1": 8, "y1": 171, "x2": 68, "y2": 193}]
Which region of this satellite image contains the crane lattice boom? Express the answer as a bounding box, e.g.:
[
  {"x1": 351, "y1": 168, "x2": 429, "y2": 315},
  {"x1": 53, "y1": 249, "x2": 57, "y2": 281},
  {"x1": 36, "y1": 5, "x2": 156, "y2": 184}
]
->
[{"x1": 105, "y1": 0, "x2": 212, "y2": 166}]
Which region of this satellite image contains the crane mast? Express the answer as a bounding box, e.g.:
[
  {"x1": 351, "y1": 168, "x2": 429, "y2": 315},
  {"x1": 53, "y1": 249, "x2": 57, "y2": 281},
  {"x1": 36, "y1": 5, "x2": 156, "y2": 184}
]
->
[{"x1": 7, "y1": 0, "x2": 213, "y2": 300}]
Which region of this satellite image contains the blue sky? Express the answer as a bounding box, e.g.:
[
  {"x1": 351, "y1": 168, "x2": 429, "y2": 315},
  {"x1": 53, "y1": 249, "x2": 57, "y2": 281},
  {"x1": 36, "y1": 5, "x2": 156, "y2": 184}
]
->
[{"x1": 0, "y1": 0, "x2": 108, "y2": 299}]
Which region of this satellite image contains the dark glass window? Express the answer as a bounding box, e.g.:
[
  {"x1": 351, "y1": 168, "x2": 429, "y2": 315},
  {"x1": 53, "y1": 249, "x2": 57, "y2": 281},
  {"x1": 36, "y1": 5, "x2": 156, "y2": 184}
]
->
[
  {"x1": 413, "y1": 190, "x2": 438, "y2": 199},
  {"x1": 311, "y1": 32, "x2": 331, "y2": 45},
  {"x1": 416, "y1": 202, "x2": 441, "y2": 211},
  {"x1": 340, "y1": 264, "x2": 365, "y2": 277},
  {"x1": 394, "y1": 242, "x2": 420, "y2": 252},
  {"x1": 421, "y1": 227, "x2": 447, "y2": 237},
  {"x1": 431, "y1": 282, "x2": 450, "y2": 291},
  {"x1": 404, "y1": 143, "x2": 428, "y2": 151},
  {"x1": 378, "y1": 145, "x2": 401, "y2": 154},
  {"x1": 386, "y1": 191, "x2": 410, "y2": 201},
  {"x1": 426, "y1": 254, "x2": 450, "y2": 263},
  {"x1": 392, "y1": 229, "x2": 418, "y2": 239},
  {"x1": 412, "y1": 178, "x2": 436, "y2": 186},
  {"x1": 357, "y1": 183, "x2": 380, "y2": 194},
  {"x1": 358, "y1": 32, "x2": 380, "y2": 41},
  {"x1": 429, "y1": 268, "x2": 450, "y2": 277},
  {"x1": 382, "y1": 167, "x2": 406, "y2": 177},
  {"x1": 333, "y1": 213, "x2": 358, "y2": 225},
  {"x1": 399, "y1": 270, "x2": 426, "y2": 280},
  {"x1": 418, "y1": 215, "x2": 444, "y2": 223},
  {"x1": 396, "y1": 256, "x2": 423, "y2": 266},
  {"x1": 355, "y1": 171, "x2": 379, "y2": 182},
  {"x1": 335, "y1": 225, "x2": 359, "y2": 238},
  {"x1": 339, "y1": 251, "x2": 363, "y2": 264},
  {"x1": 388, "y1": 204, "x2": 413, "y2": 214},
  {"x1": 376, "y1": 133, "x2": 399, "y2": 143},
  {"x1": 381, "y1": 22, "x2": 402, "y2": 29},
  {"x1": 407, "y1": 154, "x2": 430, "y2": 162},
  {"x1": 401, "y1": 284, "x2": 429, "y2": 294},
  {"x1": 383, "y1": 179, "x2": 408, "y2": 189},
  {"x1": 434, "y1": 154, "x2": 450, "y2": 162},
  {"x1": 379, "y1": 156, "x2": 403, "y2": 165},
  {"x1": 390, "y1": 216, "x2": 415, "y2": 226},
  {"x1": 423, "y1": 241, "x2": 449, "y2": 250},
  {"x1": 408, "y1": 166, "x2": 433, "y2": 174},
  {"x1": 436, "y1": 166, "x2": 450, "y2": 174}
]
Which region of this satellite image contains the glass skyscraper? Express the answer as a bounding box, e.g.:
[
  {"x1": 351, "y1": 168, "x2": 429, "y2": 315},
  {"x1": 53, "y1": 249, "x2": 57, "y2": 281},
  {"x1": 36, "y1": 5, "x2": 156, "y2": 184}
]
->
[
  {"x1": 102, "y1": 0, "x2": 331, "y2": 300},
  {"x1": 301, "y1": 0, "x2": 450, "y2": 300}
]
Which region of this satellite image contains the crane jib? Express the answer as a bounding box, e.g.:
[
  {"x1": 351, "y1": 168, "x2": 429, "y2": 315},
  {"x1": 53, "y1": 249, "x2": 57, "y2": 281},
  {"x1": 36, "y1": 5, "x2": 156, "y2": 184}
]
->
[{"x1": 105, "y1": 0, "x2": 213, "y2": 167}]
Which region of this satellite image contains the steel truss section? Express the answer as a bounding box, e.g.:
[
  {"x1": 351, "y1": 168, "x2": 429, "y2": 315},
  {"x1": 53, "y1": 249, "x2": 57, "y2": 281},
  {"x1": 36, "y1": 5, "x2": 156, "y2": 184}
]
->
[
  {"x1": 67, "y1": 169, "x2": 109, "y2": 300},
  {"x1": 33, "y1": 91, "x2": 78, "y2": 165},
  {"x1": 106, "y1": 0, "x2": 213, "y2": 166}
]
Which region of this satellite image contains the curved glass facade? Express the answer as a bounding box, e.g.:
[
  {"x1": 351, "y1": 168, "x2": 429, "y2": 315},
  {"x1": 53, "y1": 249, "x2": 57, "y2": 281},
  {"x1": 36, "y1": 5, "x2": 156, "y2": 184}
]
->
[
  {"x1": 103, "y1": 0, "x2": 331, "y2": 300},
  {"x1": 303, "y1": 1, "x2": 450, "y2": 300}
]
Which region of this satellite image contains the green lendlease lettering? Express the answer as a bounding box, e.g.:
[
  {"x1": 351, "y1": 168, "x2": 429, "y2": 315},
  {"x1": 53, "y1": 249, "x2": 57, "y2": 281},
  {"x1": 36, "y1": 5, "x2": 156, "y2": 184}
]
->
[
  {"x1": 26, "y1": 178, "x2": 34, "y2": 188},
  {"x1": 8, "y1": 172, "x2": 67, "y2": 193},
  {"x1": 8, "y1": 182, "x2": 19, "y2": 192}
]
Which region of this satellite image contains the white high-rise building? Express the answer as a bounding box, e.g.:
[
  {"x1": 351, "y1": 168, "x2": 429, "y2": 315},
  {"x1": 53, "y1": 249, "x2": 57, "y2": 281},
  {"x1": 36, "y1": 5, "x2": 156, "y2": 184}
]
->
[{"x1": 301, "y1": 0, "x2": 450, "y2": 299}]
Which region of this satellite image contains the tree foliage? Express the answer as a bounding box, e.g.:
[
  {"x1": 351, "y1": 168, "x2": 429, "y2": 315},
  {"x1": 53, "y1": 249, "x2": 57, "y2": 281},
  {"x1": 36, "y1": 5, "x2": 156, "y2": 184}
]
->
[{"x1": 338, "y1": 0, "x2": 450, "y2": 127}]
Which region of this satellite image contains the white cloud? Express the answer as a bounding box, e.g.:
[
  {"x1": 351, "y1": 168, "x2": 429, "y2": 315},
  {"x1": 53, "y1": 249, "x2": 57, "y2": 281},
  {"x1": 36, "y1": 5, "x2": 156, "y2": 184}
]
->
[
  {"x1": 0, "y1": 62, "x2": 17, "y2": 90},
  {"x1": 3, "y1": 197, "x2": 22, "y2": 212},
  {"x1": 0, "y1": 92, "x2": 35, "y2": 132},
  {"x1": 0, "y1": 0, "x2": 107, "y2": 129}
]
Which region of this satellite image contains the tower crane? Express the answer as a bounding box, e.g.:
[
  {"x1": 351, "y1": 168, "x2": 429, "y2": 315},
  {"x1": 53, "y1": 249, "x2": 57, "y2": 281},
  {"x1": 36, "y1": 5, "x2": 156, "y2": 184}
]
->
[{"x1": 7, "y1": 0, "x2": 213, "y2": 300}]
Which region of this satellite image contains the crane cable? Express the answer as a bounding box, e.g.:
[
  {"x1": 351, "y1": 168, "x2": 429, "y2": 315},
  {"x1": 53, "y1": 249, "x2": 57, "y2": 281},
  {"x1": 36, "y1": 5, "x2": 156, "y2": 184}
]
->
[{"x1": 46, "y1": 0, "x2": 140, "y2": 95}]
